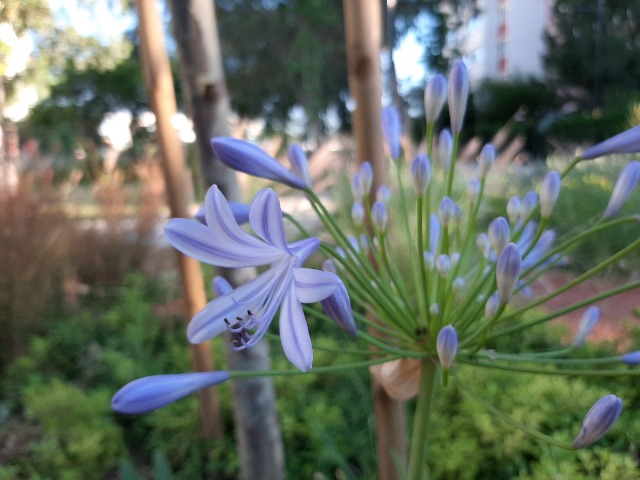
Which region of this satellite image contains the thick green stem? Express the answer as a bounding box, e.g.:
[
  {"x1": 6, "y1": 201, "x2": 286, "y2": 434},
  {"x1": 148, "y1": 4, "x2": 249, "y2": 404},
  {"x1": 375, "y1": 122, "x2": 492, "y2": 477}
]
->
[{"x1": 407, "y1": 360, "x2": 438, "y2": 480}]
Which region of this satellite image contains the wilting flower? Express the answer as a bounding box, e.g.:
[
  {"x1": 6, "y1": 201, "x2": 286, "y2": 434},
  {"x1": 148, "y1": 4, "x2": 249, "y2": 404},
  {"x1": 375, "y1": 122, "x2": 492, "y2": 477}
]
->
[
  {"x1": 581, "y1": 125, "x2": 640, "y2": 159},
  {"x1": 572, "y1": 394, "x2": 623, "y2": 449},
  {"x1": 112, "y1": 372, "x2": 230, "y2": 414},
  {"x1": 573, "y1": 306, "x2": 600, "y2": 347},
  {"x1": 382, "y1": 105, "x2": 402, "y2": 159},
  {"x1": 287, "y1": 144, "x2": 312, "y2": 188},
  {"x1": 165, "y1": 185, "x2": 341, "y2": 371},
  {"x1": 603, "y1": 160, "x2": 640, "y2": 218},
  {"x1": 212, "y1": 137, "x2": 306, "y2": 190},
  {"x1": 437, "y1": 325, "x2": 458, "y2": 370},
  {"x1": 370, "y1": 358, "x2": 422, "y2": 400}
]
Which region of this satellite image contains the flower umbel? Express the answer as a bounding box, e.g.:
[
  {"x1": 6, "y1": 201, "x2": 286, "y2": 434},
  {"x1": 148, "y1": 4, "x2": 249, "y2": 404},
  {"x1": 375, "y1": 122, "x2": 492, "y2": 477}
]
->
[{"x1": 165, "y1": 185, "x2": 340, "y2": 371}]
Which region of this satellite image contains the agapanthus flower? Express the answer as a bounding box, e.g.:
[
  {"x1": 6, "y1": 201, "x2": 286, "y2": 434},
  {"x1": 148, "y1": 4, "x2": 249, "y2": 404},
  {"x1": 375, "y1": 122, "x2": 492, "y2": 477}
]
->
[
  {"x1": 581, "y1": 125, "x2": 640, "y2": 159},
  {"x1": 165, "y1": 185, "x2": 341, "y2": 371},
  {"x1": 381, "y1": 105, "x2": 402, "y2": 159},
  {"x1": 437, "y1": 325, "x2": 458, "y2": 370},
  {"x1": 603, "y1": 160, "x2": 640, "y2": 218}
]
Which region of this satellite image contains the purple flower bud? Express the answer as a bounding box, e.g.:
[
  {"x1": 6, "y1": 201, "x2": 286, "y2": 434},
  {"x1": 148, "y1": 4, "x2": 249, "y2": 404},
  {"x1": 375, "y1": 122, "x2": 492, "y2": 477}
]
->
[
  {"x1": 359, "y1": 162, "x2": 373, "y2": 196},
  {"x1": 520, "y1": 191, "x2": 538, "y2": 221},
  {"x1": 476, "y1": 233, "x2": 491, "y2": 259},
  {"x1": 484, "y1": 293, "x2": 500, "y2": 319},
  {"x1": 287, "y1": 144, "x2": 312, "y2": 188},
  {"x1": 539, "y1": 171, "x2": 561, "y2": 219},
  {"x1": 437, "y1": 324, "x2": 458, "y2": 370},
  {"x1": 448, "y1": 60, "x2": 469, "y2": 134},
  {"x1": 581, "y1": 125, "x2": 640, "y2": 159},
  {"x1": 424, "y1": 74, "x2": 447, "y2": 123},
  {"x1": 212, "y1": 276, "x2": 232, "y2": 296},
  {"x1": 452, "y1": 276, "x2": 465, "y2": 292},
  {"x1": 423, "y1": 251, "x2": 435, "y2": 270},
  {"x1": 488, "y1": 217, "x2": 510, "y2": 255},
  {"x1": 438, "y1": 128, "x2": 453, "y2": 170},
  {"x1": 496, "y1": 243, "x2": 521, "y2": 303},
  {"x1": 572, "y1": 394, "x2": 622, "y2": 449},
  {"x1": 604, "y1": 161, "x2": 640, "y2": 218},
  {"x1": 381, "y1": 105, "x2": 403, "y2": 159},
  {"x1": 320, "y1": 273, "x2": 357, "y2": 336},
  {"x1": 450, "y1": 252, "x2": 460, "y2": 266},
  {"x1": 112, "y1": 372, "x2": 230, "y2": 414},
  {"x1": 478, "y1": 143, "x2": 496, "y2": 177},
  {"x1": 429, "y1": 303, "x2": 440, "y2": 316},
  {"x1": 439, "y1": 197, "x2": 457, "y2": 227},
  {"x1": 352, "y1": 201, "x2": 365, "y2": 227},
  {"x1": 212, "y1": 138, "x2": 306, "y2": 190},
  {"x1": 430, "y1": 214, "x2": 441, "y2": 253},
  {"x1": 436, "y1": 254, "x2": 451, "y2": 277},
  {"x1": 573, "y1": 306, "x2": 600, "y2": 346},
  {"x1": 195, "y1": 201, "x2": 252, "y2": 226},
  {"x1": 322, "y1": 259, "x2": 336, "y2": 274},
  {"x1": 621, "y1": 351, "x2": 640, "y2": 365},
  {"x1": 371, "y1": 201, "x2": 388, "y2": 232},
  {"x1": 411, "y1": 153, "x2": 432, "y2": 195},
  {"x1": 506, "y1": 196, "x2": 521, "y2": 225},
  {"x1": 376, "y1": 185, "x2": 392, "y2": 205},
  {"x1": 467, "y1": 179, "x2": 481, "y2": 200},
  {"x1": 352, "y1": 173, "x2": 364, "y2": 202}
]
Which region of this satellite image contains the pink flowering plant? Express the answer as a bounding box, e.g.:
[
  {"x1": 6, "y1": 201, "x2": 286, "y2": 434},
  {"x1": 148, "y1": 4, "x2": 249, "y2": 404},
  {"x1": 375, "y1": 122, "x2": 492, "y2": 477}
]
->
[{"x1": 113, "y1": 60, "x2": 640, "y2": 479}]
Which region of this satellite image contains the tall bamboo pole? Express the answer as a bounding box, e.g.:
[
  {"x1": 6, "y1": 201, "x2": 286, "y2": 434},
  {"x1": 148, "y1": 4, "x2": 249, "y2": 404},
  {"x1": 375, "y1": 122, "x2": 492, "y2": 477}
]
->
[
  {"x1": 136, "y1": 0, "x2": 223, "y2": 440},
  {"x1": 343, "y1": 2, "x2": 407, "y2": 479}
]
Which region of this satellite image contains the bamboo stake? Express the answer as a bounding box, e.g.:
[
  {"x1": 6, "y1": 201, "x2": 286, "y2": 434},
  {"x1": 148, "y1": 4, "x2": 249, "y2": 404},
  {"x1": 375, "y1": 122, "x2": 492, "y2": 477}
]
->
[{"x1": 136, "y1": 0, "x2": 223, "y2": 440}]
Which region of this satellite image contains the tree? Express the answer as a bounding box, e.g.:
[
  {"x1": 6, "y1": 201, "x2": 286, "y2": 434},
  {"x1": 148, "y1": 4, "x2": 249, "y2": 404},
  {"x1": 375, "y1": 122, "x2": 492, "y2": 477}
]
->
[{"x1": 546, "y1": 0, "x2": 640, "y2": 109}]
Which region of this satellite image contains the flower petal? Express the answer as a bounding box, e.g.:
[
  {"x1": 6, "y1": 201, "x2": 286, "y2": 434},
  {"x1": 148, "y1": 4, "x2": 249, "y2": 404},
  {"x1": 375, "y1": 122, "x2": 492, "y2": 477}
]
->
[
  {"x1": 187, "y1": 268, "x2": 277, "y2": 344},
  {"x1": 279, "y1": 290, "x2": 313, "y2": 371},
  {"x1": 112, "y1": 372, "x2": 230, "y2": 414},
  {"x1": 293, "y1": 268, "x2": 341, "y2": 303},
  {"x1": 249, "y1": 188, "x2": 290, "y2": 252}
]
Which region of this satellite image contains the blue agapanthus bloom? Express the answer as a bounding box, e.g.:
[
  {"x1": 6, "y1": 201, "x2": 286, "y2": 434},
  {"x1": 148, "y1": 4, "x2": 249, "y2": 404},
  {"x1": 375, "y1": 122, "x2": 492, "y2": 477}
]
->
[{"x1": 165, "y1": 185, "x2": 341, "y2": 371}]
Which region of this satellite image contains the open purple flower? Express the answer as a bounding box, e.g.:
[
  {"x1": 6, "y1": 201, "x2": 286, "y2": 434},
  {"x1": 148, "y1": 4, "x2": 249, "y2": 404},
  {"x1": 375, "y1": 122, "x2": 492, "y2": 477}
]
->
[{"x1": 165, "y1": 185, "x2": 341, "y2": 371}]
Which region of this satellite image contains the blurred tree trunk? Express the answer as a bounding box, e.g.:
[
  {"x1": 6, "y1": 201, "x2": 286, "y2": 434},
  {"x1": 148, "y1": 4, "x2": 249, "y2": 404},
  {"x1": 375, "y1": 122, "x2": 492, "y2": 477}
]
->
[
  {"x1": 168, "y1": 2, "x2": 286, "y2": 479},
  {"x1": 343, "y1": 2, "x2": 407, "y2": 480},
  {"x1": 135, "y1": 0, "x2": 223, "y2": 440}
]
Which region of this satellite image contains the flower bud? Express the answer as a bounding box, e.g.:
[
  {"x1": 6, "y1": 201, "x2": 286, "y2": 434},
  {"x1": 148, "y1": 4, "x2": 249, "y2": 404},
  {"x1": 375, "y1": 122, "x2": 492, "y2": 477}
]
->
[
  {"x1": 436, "y1": 254, "x2": 451, "y2": 277},
  {"x1": 359, "y1": 162, "x2": 373, "y2": 196},
  {"x1": 452, "y1": 276, "x2": 465, "y2": 292},
  {"x1": 520, "y1": 191, "x2": 538, "y2": 221},
  {"x1": 423, "y1": 251, "x2": 435, "y2": 270},
  {"x1": 322, "y1": 259, "x2": 336, "y2": 274},
  {"x1": 450, "y1": 252, "x2": 460, "y2": 267},
  {"x1": 603, "y1": 160, "x2": 640, "y2": 218},
  {"x1": 425, "y1": 74, "x2": 447, "y2": 123},
  {"x1": 352, "y1": 173, "x2": 364, "y2": 202},
  {"x1": 411, "y1": 153, "x2": 432, "y2": 196},
  {"x1": 112, "y1": 372, "x2": 231, "y2": 414},
  {"x1": 381, "y1": 105, "x2": 402, "y2": 159},
  {"x1": 467, "y1": 178, "x2": 481, "y2": 200},
  {"x1": 287, "y1": 144, "x2": 312, "y2": 188},
  {"x1": 581, "y1": 125, "x2": 640, "y2": 159},
  {"x1": 439, "y1": 197, "x2": 458, "y2": 227},
  {"x1": 212, "y1": 276, "x2": 232, "y2": 296},
  {"x1": 621, "y1": 351, "x2": 640, "y2": 365},
  {"x1": 478, "y1": 143, "x2": 496, "y2": 177},
  {"x1": 376, "y1": 185, "x2": 392, "y2": 205},
  {"x1": 430, "y1": 214, "x2": 441, "y2": 253},
  {"x1": 352, "y1": 201, "x2": 365, "y2": 227},
  {"x1": 212, "y1": 138, "x2": 306, "y2": 190},
  {"x1": 573, "y1": 306, "x2": 600, "y2": 347},
  {"x1": 572, "y1": 394, "x2": 622, "y2": 449},
  {"x1": 320, "y1": 274, "x2": 357, "y2": 336},
  {"x1": 371, "y1": 201, "x2": 388, "y2": 232},
  {"x1": 429, "y1": 303, "x2": 440, "y2": 316},
  {"x1": 476, "y1": 233, "x2": 491, "y2": 259},
  {"x1": 488, "y1": 217, "x2": 510, "y2": 255},
  {"x1": 506, "y1": 196, "x2": 521, "y2": 225},
  {"x1": 496, "y1": 243, "x2": 521, "y2": 304},
  {"x1": 437, "y1": 324, "x2": 458, "y2": 370},
  {"x1": 539, "y1": 171, "x2": 561, "y2": 219},
  {"x1": 438, "y1": 128, "x2": 453, "y2": 170},
  {"x1": 448, "y1": 60, "x2": 469, "y2": 134},
  {"x1": 484, "y1": 293, "x2": 500, "y2": 319}
]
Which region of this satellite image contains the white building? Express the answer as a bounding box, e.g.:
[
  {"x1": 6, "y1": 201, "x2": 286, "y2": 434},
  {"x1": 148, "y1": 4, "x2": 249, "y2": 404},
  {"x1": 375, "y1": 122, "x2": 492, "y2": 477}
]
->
[{"x1": 443, "y1": 0, "x2": 554, "y2": 86}]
